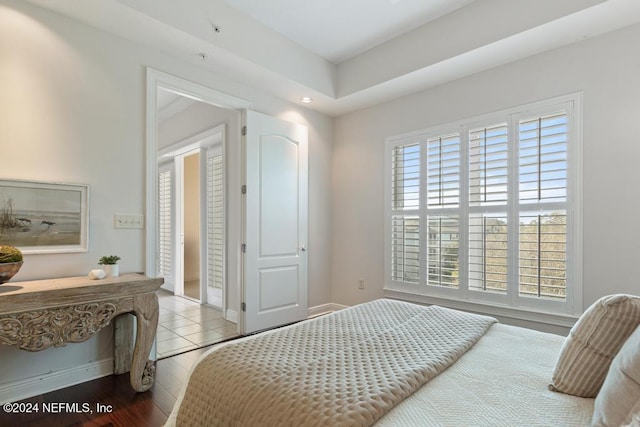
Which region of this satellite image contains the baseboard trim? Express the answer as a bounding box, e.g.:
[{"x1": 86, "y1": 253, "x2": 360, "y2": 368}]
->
[
  {"x1": 225, "y1": 304, "x2": 344, "y2": 325},
  {"x1": 0, "y1": 358, "x2": 113, "y2": 404},
  {"x1": 308, "y1": 303, "x2": 348, "y2": 318},
  {"x1": 226, "y1": 308, "x2": 238, "y2": 323}
]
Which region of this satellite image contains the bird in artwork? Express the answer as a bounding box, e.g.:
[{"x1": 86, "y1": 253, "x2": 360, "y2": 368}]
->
[{"x1": 41, "y1": 220, "x2": 55, "y2": 228}]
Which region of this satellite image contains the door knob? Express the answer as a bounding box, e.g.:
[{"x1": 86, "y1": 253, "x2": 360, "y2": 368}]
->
[{"x1": 301, "y1": 245, "x2": 307, "y2": 252}]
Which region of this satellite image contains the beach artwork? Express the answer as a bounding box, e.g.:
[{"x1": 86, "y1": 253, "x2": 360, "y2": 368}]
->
[{"x1": 0, "y1": 180, "x2": 89, "y2": 253}]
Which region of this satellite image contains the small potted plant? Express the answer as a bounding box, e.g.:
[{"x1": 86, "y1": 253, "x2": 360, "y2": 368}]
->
[
  {"x1": 0, "y1": 245, "x2": 23, "y2": 284},
  {"x1": 98, "y1": 255, "x2": 121, "y2": 278}
]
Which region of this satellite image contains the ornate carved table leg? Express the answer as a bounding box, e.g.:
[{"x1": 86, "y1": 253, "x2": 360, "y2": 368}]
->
[{"x1": 130, "y1": 292, "x2": 159, "y2": 391}]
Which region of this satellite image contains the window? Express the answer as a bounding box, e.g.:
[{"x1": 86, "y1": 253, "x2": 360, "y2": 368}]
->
[{"x1": 385, "y1": 94, "x2": 581, "y2": 315}]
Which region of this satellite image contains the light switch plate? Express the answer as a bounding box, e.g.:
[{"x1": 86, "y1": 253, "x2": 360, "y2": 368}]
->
[{"x1": 114, "y1": 214, "x2": 144, "y2": 229}]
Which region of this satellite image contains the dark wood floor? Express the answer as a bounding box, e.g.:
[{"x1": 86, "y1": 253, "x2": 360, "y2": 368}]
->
[{"x1": 0, "y1": 347, "x2": 212, "y2": 427}]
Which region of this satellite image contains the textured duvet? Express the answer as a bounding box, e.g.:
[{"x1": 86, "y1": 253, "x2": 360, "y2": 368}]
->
[{"x1": 167, "y1": 299, "x2": 496, "y2": 427}]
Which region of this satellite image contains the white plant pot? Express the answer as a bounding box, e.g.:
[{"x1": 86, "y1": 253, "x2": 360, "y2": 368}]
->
[{"x1": 105, "y1": 264, "x2": 119, "y2": 278}]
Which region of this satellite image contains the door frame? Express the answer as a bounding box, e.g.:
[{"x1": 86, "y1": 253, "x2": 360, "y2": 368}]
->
[{"x1": 145, "y1": 68, "x2": 252, "y2": 322}]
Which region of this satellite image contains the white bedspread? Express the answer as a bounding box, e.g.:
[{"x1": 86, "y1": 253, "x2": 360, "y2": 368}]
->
[{"x1": 377, "y1": 323, "x2": 594, "y2": 426}]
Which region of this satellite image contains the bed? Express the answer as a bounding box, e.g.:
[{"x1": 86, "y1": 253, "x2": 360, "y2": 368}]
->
[{"x1": 165, "y1": 299, "x2": 600, "y2": 426}]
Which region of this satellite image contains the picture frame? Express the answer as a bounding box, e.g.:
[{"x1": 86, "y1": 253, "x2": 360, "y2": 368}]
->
[{"x1": 0, "y1": 179, "x2": 89, "y2": 254}]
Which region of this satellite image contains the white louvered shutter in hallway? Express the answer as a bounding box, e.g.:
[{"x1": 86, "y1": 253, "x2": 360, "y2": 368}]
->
[
  {"x1": 206, "y1": 151, "x2": 224, "y2": 291},
  {"x1": 158, "y1": 163, "x2": 174, "y2": 288}
]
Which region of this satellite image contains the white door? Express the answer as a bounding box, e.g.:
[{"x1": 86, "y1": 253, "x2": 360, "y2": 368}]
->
[{"x1": 243, "y1": 110, "x2": 308, "y2": 334}]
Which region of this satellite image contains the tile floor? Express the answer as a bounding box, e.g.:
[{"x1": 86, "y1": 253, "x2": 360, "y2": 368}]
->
[{"x1": 157, "y1": 290, "x2": 239, "y2": 359}]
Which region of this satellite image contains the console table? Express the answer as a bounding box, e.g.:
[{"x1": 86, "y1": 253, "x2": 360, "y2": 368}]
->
[{"x1": 0, "y1": 273, "x2": 163, "y2": 392}]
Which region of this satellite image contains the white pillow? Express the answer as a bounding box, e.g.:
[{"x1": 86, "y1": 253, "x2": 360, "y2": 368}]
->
[
  {"x1": 591, "y1": 325, "x2": 640, "y2": 426},
  {"x1": 550, "y1": 294, "x2": 640, "y2": 397}
]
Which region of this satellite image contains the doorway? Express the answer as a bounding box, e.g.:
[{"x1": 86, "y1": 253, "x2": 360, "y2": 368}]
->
[
  {"x1": 146, "y1": 68, "x2": 310, "y2": 342},
  {"x1": 156, "y1": 119, "x2": 235, "y2": 357},
  {"x1": 147, "y1": 69, "x2": 250, "y2": 357},
  {"x1": 157, "y1": 124, "x2": 225, "y2": 309}
]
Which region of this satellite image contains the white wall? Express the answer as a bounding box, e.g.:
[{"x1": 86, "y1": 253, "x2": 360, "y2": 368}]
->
[
  {"x1": 0, "y1": 0, "x2": 333, "y2": 396},
  {"x1": 332, "y1": 24, "x2": 640, "y2": 316}
]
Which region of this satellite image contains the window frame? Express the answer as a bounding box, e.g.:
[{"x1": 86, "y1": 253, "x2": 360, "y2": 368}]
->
[{"x1": 384, "y1": 93, "x2": 583, "y2": 317}]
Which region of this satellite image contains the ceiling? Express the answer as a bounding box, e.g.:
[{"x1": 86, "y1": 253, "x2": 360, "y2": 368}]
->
[
  {"x1": 157, "y1": 89, "x2": 196, "y2": 123},
  {"x1": 221, "y1": 0, "x2": 476, "y2": 63},
  {"x1": 22, "y1": 0, "x2": 640, "y2": 116}
]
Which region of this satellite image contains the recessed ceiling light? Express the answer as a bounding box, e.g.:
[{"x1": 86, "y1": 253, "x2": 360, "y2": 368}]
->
[{"x1": 300, "y1": 97, "x2": 313, "y2": 104}]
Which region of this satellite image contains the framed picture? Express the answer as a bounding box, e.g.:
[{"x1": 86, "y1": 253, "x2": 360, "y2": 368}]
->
[{"x1": 0, "y1": 179, "x2": 89, "y2": 254}]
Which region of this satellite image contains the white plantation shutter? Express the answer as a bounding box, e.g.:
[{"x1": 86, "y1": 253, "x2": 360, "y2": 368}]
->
[
  {"x1": 519, "y1": 112, "x2": 568, "y2": 204},
  {"x1": 391, "y1": 143, "x2": 420, "y2": 283},
  {"x1": 385, "y1": 94, "x2": 580, "y2": 315},
  {"x1": 392, "y1": 143, "x2": 420, "y2": 210},
  {"x1": 469, "y1": 124, "x2": 508, "y2": 206},
  {"x1": 519, "y1": 211, "x2": 567, "y2": 299},
  {"x1": 425, "y1": 134, "x2": 460, "y2": 289},
  {"x1": 517, "y1": 111, "x2": 569, "y2": 300},
  {"x1": 468, "y1": 124, "x2": 508, "y2": 294},
  {"x1": 158, "y1": 163, "x2": 174, "y2": 286},
  {"x1": 427, "y1": 134, "x2": 460, "y2": 208},
  {"x1": 427, "y1": 215, "x2": 459, "y2": 288},
  {"x1": 391, "y1": 215, "x2": 420, "y2": 283},
  {"x1": 468, "y1": 213, "x2": 508, "y2": 293},
  {"x1": 206, "y1": 152, "x2": 224, "y2": 290}
]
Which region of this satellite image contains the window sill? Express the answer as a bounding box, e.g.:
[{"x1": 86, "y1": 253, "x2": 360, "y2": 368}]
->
[{"x1": 383, "y1": 288, "x2": 579, "y2": 330}]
